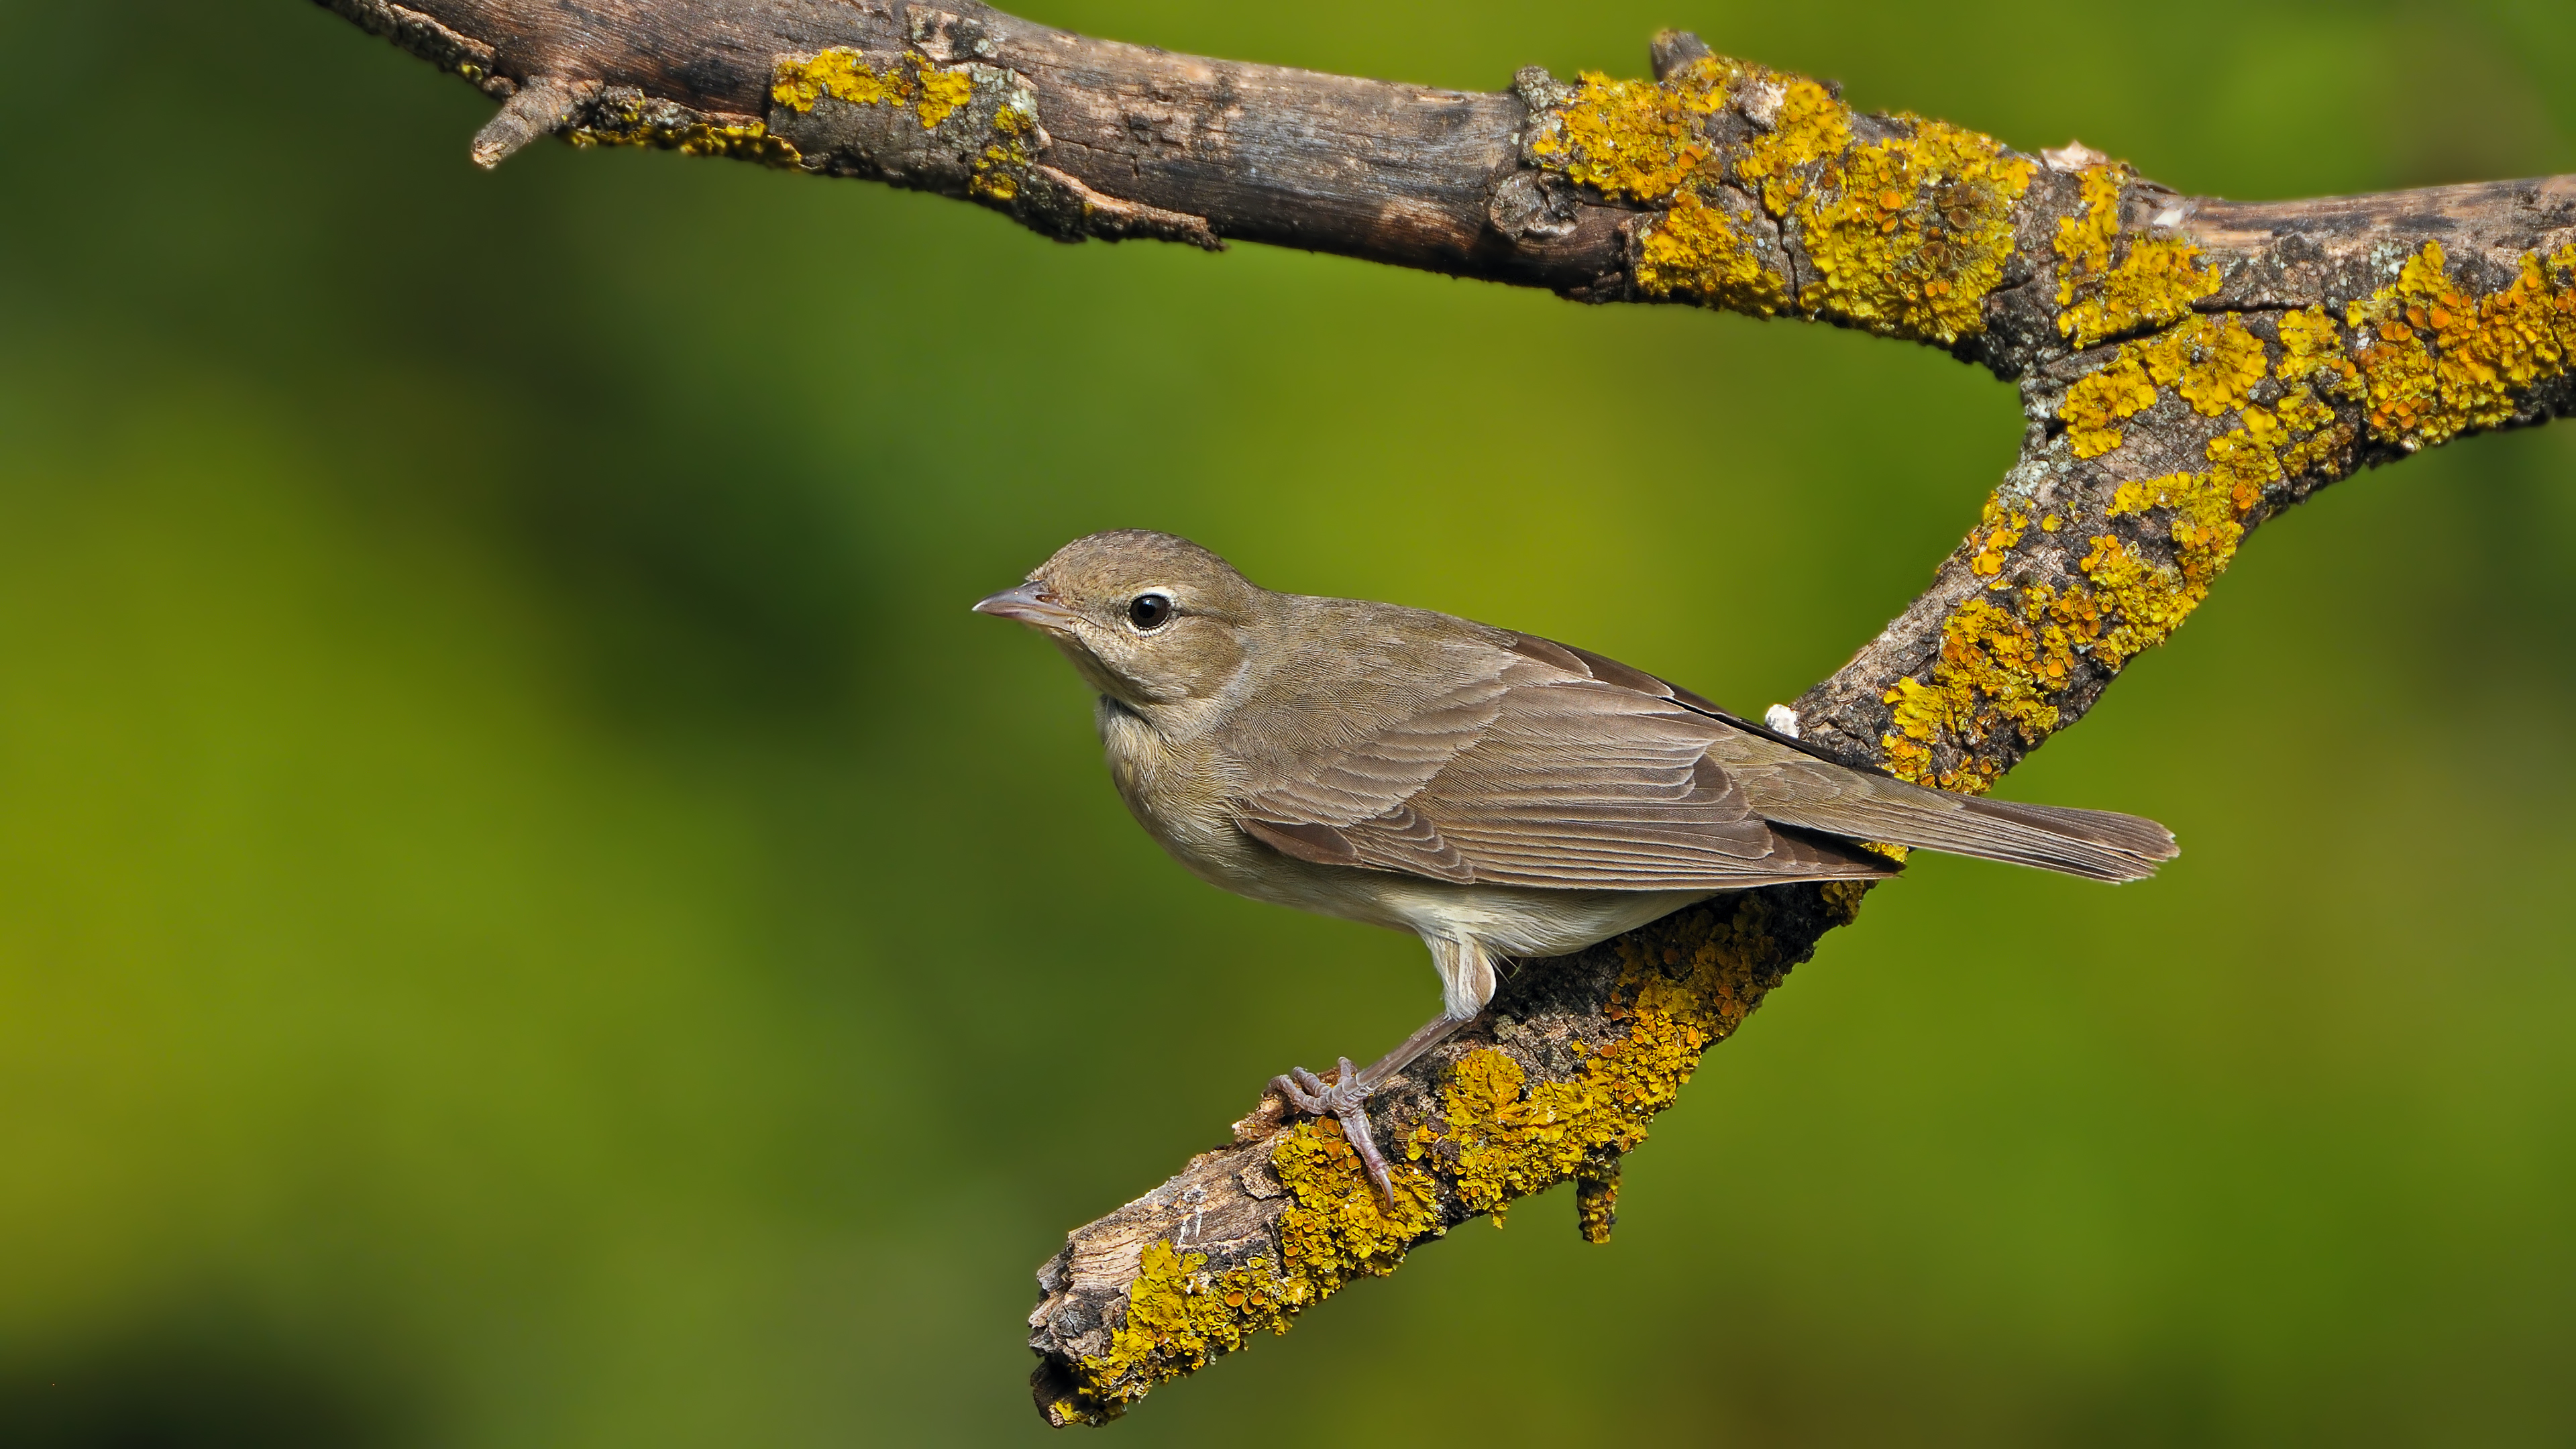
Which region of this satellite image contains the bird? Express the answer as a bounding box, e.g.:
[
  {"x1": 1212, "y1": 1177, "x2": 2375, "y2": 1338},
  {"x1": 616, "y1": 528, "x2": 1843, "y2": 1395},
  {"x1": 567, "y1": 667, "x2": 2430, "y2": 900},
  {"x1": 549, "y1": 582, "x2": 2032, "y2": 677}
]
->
[{"x1": 975, "y1": 530, "x2": 2176, "y2": 1200}]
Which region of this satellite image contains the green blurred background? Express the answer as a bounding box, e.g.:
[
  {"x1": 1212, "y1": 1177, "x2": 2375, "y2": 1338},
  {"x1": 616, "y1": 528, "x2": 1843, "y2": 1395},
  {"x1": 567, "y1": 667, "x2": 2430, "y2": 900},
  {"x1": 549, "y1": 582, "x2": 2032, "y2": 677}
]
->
[{"x1": 5, "y1": 1, "x2": 2575, "y2": 1444}]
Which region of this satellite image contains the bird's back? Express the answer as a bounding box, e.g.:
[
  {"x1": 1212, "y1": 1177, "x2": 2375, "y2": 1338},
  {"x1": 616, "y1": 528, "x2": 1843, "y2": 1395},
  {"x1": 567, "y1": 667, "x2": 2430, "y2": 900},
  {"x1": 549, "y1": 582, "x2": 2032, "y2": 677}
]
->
[{"x1": 1210, "y1": 589, "x2": 2172, "y2": 890}]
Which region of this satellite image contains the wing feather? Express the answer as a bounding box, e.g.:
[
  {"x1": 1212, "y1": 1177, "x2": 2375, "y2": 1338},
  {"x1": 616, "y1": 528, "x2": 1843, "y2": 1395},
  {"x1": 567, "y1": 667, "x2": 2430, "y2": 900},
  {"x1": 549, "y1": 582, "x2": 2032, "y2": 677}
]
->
[
  {"x1": 1227, "y1": 621, "x2": 2169, "y2": 890},
  {"x1": 1234, "y1": 660, "x2": 1892, "y2": 888}
]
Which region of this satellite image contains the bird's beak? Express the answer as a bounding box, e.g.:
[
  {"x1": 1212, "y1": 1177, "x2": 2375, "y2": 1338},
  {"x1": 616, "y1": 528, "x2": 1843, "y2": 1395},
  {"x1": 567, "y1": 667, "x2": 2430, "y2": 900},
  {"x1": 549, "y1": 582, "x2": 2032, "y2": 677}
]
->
[{"x1": 972, "y1": 582, "x2": 1083, "y2": 633}]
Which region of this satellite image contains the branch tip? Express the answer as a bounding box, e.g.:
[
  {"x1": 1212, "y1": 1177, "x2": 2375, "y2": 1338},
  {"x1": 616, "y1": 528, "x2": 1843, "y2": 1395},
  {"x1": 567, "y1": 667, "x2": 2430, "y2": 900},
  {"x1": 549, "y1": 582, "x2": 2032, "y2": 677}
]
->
[
  {"x1": 1026, "y1": 166, "x2": 1223, "y2": 251},
  {"x1": 470, "y1": 76, "x2": 585, "y2": 170},
  {"x1": 1648, "y1": 30, "x2": 1715, "y2": 83}
]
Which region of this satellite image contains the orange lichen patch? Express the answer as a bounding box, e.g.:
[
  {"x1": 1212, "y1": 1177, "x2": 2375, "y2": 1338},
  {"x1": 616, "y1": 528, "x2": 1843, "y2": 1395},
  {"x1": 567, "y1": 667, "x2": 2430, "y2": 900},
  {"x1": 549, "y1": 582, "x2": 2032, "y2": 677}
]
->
[
  {"x1": 2200, "y1": 389, "x2": 2339, "y2": 511},
  {"x1": 1816, "y1": 877, "x2": 1874, "y2": 926},
  {"x1": 2083, "y1": 387, "x2": 2351, "y2": 668},
  {"x1": 1635, "y1": 191, "x2": 1788, "y2": 313},
  {"x1": 2086, "y1": 237, "x2": 2222, "y2": 344},
  {"x1": 1529, "y1": 62, "x2": 1727, "y2": 203},
  {"x1": 2347, "y1": 242, "x2": 2576, "y2": 447},
  {"x1": 2271, "y1": 389, "x2": 2349, "y2": 479},
  {"x1": 1617, "y1": 892, "x2": 1784, "y2": 1038},
  {"x1": 2054, "y1": 164, "x2": 2221, "y2": 348},
  {"x1": 1792, "y1": 118, "x2": 2036, "y2": 343},
  {"x1": 2060, "y1": 352, "x2": 2158, "y2": 458}
]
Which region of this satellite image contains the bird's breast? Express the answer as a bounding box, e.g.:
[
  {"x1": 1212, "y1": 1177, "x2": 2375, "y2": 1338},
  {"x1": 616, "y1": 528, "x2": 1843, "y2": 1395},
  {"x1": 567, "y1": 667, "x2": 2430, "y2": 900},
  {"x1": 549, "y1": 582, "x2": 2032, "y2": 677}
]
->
[{"x1": 1097, "y1": 698, "x2": 1238, "y2": 859}]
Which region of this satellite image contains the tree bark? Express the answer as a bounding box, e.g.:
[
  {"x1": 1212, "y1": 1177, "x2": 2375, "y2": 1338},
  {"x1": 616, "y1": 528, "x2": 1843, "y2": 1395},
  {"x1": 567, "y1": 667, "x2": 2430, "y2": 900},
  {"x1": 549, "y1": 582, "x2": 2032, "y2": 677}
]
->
[{"x1": 317, "y1": 0, "x2": 2576, "y2": 1425}]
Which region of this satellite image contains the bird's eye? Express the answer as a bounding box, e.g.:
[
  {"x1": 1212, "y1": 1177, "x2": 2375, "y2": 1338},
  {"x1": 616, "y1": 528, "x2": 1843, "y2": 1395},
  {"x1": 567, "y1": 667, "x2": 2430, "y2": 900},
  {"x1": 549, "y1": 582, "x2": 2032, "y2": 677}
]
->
[{"x1": 1128, "y1": 594, "x2": 1173, "y2": 630}]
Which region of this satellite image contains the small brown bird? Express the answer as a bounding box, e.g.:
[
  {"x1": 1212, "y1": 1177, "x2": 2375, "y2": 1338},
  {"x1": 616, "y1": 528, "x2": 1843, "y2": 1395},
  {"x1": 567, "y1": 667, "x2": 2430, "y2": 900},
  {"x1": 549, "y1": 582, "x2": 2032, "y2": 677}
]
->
[{"x1": 977, "y1": 531, "x2": 2175, "y2": 1197}]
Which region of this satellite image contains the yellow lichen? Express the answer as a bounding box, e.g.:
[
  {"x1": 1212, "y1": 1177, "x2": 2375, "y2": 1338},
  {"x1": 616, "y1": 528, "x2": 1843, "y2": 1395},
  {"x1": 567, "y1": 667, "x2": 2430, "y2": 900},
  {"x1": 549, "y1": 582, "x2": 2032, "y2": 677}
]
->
[
  {"x1": 2053, "y1": 165, "x2": 2121, "y2": 307},
  {"x1": 971, "y1": 107, "x2": 1038, "y2": 200},
  {"x1": 1075, "y1": 1242, "x2": 1279, "y2": 1419},
  {"x1": 2276, "y1": 305, "x2": 2363, "y2": 395},
  {"x1": 1635, "y1": 191, "x2": 1788, "y2": 313},
  {"x1": 1733, "y1": 75, "x2": 1851, "y2": 216},
  {"x1": 2054, "y1": 164, "x2": 2222, "y2": 347},
  {"x1": 2138, "y1": 314, "x2": 2268, "y2": 417},
  {"x1": 1618, "y1": 893, "x2": 1784, "y2": 1036},
  {"x1": 1792, "y1": 118, "x2": 2035, "y2": 343},
  {"x1": 564, "y1": 104, "x2": 801, "y2": 166},
  {"x1": 2347, "y1": 241, "x2": 2576, "y2": 447},
  {"x1": 2066, "y1": 533, "x2": 2196, "y2": 669},
  {"x1": 771, "y1": 48, "x2": 979, "y2": 130},
  {"x1": 2059, "y1": 352, "x2": 2158, "y2": 458},
  {"x1": 2057, "y1": 314, "x2": 2282, "y2": 460},
  {"x1": 1574, "y1": 1163, "x2": 1619, "y2": 1244},
  {"x1": 1431, "y1": 896, "x2": 1784, "y2": 1228},
  {"x1": 1969, "y1": 498, "x2": 2027, "y2": 582},
  {"x1": 771, "y1": 49, "x2": 908, "y2": 112},
  {"x1": 1879, "y1": 586, "x2": 2080, "y2": 792},
  {"x1": 1880, "y1": 674, "x2": 1966, "y2": 790},
  {"x1": 1436, "y1": 1027, "x2": 1692, "y2": 1220},
  {"x1": 913, "y1": 58, "x2": 976, "y2": 127},
  {"x1": 1065, "y1": 895, "x2": 1811, "y2": 1421},
  {"x1": 1069, "y1": 1116, "x2": 1439, "y2": 1419},
  {"x1": 1521, "y1": 56, "x2": 2029, "y2": 339},
  {"x1": 1883, "y1": 359, "x2": 2353, "y2": 784},
  {"x1": 1817, "y1": 877, "x2": 1874, "y2": 925},
  {"x1": 1528, "y1": 63, "x2": 1726, "y2": 203}
]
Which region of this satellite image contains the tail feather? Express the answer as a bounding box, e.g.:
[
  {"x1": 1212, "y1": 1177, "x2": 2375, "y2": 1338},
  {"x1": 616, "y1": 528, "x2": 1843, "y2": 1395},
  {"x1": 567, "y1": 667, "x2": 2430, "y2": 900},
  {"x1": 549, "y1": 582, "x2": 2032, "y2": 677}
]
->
[
  {"x1": 1713, "y1": 735, "x2": 2178, "y2": 883},
  {"x1": 1892, "y1": 795, "x2": 2176, "y2": 882}
]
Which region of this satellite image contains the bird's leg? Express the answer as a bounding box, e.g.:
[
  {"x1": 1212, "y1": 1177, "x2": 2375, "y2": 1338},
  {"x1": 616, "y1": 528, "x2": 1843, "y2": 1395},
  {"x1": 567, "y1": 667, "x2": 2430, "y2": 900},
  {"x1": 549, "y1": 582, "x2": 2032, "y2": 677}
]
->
[
  {"x1": 1269, "y1": 937, "x2": 1497, "y2": 1205},
  {"x1": 1269, "y1": 1012, "x2": 1470, "y2": 1203}
]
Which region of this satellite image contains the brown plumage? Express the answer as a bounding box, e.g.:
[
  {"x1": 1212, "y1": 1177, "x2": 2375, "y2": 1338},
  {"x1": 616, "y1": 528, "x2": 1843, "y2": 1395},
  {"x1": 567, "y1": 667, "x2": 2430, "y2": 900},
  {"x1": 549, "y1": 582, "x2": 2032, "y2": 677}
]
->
[{"x1": 977, "y1": 530, "x2": 2176, "y2": 1197}]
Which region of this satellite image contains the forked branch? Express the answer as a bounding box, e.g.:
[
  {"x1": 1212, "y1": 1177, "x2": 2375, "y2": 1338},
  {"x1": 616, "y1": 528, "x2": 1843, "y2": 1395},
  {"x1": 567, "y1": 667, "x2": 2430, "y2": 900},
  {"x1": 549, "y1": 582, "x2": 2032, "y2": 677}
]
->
[{"x1": 316, "y1": 0, "x2": 2576, "y2": 1424}]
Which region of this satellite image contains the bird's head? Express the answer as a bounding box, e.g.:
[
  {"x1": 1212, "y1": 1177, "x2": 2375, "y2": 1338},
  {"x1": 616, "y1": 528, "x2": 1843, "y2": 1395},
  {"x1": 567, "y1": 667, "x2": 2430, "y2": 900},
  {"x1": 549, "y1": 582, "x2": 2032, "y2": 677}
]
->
[{"x1": 974, "y1": 530, "x2": 1265, "y2": 713}]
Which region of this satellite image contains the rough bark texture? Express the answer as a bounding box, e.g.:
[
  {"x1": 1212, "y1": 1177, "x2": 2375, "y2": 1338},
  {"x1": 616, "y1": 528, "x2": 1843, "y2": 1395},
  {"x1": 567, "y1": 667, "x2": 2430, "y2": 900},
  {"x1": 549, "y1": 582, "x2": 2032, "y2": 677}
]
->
[{"x1": 316, "y1": 0, "x2": 2576, "y2": 1426}]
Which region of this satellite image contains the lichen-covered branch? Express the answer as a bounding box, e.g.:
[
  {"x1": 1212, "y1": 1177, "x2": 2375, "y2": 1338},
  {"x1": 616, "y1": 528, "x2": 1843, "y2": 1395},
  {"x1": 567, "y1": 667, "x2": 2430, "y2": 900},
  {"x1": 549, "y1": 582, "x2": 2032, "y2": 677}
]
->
[{"x1": 314, "y1": 0, "x2": 2576, "y2": 1426}]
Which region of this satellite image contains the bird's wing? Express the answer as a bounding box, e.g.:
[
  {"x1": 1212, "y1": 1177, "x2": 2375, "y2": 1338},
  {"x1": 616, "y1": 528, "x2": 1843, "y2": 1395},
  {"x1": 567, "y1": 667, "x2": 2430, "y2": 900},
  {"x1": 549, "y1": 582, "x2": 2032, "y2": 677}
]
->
[
  {"x1": 1231, "y1": 638, "x2": 1893, "y2": 890},
  {"x1": 1517, "y1": 634, "x2": 2178, "y2": 882}
]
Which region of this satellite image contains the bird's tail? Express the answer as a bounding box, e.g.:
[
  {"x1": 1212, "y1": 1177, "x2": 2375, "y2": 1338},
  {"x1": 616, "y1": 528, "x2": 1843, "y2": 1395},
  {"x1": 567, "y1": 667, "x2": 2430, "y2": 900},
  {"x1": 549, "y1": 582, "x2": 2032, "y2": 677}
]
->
[
  {"x1": 1723, "y1": 737, "x2": 2178, "y2": 883},
  {"x1": 1872, "y1": 792, "x2": 2176, "y2": 883}
]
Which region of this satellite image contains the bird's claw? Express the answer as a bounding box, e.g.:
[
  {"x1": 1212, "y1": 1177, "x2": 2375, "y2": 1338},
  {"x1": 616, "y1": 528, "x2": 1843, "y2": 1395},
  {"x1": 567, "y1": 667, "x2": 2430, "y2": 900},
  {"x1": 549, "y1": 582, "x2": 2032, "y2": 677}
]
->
[{"x1": 1269, "y1": 1057, "x2": 1397, "y2": 1205}]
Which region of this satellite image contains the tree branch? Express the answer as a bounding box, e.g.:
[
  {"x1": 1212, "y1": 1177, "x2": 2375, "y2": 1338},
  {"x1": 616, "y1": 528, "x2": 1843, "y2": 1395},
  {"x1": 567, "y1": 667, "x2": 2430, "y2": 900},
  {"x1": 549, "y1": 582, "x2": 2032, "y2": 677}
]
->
[{"x1": 316, "y1": 0, "x2": 2576, "y2": 1425}]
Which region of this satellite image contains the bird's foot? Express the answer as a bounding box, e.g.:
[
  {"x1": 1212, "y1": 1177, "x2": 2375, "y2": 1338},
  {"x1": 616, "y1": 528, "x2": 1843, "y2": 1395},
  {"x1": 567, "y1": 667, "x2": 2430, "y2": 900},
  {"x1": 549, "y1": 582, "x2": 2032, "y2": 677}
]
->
[{"x1": 1270, "y1": 1057, "x2": 1397, "y2": 1205}]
